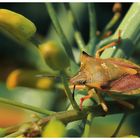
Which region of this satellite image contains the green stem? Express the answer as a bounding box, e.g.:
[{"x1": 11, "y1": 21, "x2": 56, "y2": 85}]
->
[
  {"x1": 3, "y1": 125, "x2": 21, "y2": 136},
  {"x1": 74, "y1": 31, "x2": 85, "y2": 51},
  {"x1": 101, "y1": 3, "x2": 140, "y2": 59},
  {"x1": 5, "y1": 131, "x2": 23, "y2": 138},
  {"x1": 46, "y1": 3, "x2": 75, "y2": 63},
  {"x1": 39, "y1": 97, "x2": 140, "y2": 125},
  {"x1": 111, "y1": 113, "x2": 128, "y2": 137},
  {"x1": 88, "y1": 3, "x2": 97, "y2": 42},
  {"x1": 87, "y1": 3, "x2": 97, "y2": 55},
  {"x1": 95, "y1": 35, "x2": 113, "y2": 52},
  {"x1": 0, "y1": 97, "x2": 54, "y2": 115},
  {"x1": 64, "y1": 3, "x2": 79, "y2": 30},
  {"x1": 5, "y1": 123, "x2": 31, "y2": 138},
  {"x1": 101, "y1": 12, "x2": 121, "y2": 38},
  {"x1": 3, "y1": 97, "x2": 140, "y2": 137},
  {"x1": 61, "y1": 72, "x2": 80, "y2": 111},
  {"x1": 65, "y1": 3, "x2": 85, "y2": 51},
  {"x1": 82, "y1": 113, "x2": 93, "y2": 137}
]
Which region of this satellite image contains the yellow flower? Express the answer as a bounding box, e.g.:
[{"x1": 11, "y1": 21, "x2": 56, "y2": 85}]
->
[
  {"x1": 0, "y1": 9, "x2": 36, "y2": 41},
  {"x1": 39, "y1": 41, "x2": 70, "y2": 71},
  {"x1": 42, "y1": 118, "x2": 66, "y2": 137}
]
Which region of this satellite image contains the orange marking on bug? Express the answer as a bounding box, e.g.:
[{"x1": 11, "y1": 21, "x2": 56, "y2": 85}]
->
[
  {"x1": 69, "y1": 85, "x2": 86, "y2": 90},
  {"x1": 86, "y1": 83, "x2": 101, "y2": 89}
]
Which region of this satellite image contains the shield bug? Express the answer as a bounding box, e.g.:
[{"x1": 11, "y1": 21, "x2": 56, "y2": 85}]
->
[{"x1": 70, "y1": 31, "x2": 140, "y2": 112}]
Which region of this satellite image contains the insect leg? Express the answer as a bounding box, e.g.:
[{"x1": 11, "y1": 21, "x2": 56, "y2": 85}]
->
[
  {"x1": 95, "y1": 30, "x2": 121, "y2": 58},
  {"x1": 95, "y1": 91, "x2": 108, "y2": 112},
  {"x1": 107, "y1": 93, "x2": 135, "y2": 109},
  {"x1": 80, "y1": 88, "x2": 94, "y2": 110}
]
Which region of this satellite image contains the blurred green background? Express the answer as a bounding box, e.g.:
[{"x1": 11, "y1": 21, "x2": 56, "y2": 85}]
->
[{"x1": 0, "y1": 3, "x2": 140, "y2": 137}]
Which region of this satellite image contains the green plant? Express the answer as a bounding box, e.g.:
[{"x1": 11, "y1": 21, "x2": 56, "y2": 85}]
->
[{"x1": 0, "y1": 3, "x2": 140, "y2": 138}]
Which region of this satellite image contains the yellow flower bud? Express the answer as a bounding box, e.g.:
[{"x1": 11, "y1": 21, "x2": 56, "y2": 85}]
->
[
  {"x1": 0, "y1": 9, "x2": 36, "y2": 41},
  {"x1": 6, "y1": 69, "x2": 54, "y2": 90},
  {"x1": 39, "y1": 41, "x2": 70, "y2": 71},
  {"x1": 42, "y1": 119, "x2": 66, "y2": 137}
]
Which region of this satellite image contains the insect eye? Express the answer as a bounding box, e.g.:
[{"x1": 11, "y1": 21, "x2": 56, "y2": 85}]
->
[{"x1": 78, "y1": 80, "x2": 86, "y2": 84}]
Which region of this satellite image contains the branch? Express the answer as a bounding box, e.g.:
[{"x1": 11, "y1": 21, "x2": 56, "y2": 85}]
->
[
  {"x1": 3, "y1": 97, "x2": 140, "y2": 137},
  {"x1": 38, "y1": 97, "x2": 140, "y2": 125}
]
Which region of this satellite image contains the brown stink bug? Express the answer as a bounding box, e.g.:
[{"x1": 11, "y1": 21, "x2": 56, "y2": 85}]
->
[{"x1": 70, "y1": 31, "x2": 140, "y2": 112}]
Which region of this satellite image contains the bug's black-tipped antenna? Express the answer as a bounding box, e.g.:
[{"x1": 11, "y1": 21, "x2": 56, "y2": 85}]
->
[
  {"x1": 72, "y1": 85, "x2": 76, "y2": 100},
  {"x1": 35, "y1": 74, "x2": 70, "y2": 81}
]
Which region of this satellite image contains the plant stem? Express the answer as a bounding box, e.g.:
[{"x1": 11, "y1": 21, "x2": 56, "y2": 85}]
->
[
  {"x1": 74, "y1": 31, "x2": 85, "y2": 51},
  {"x1": 101, "y1": 13, "x2": 121, "y2": 38},
  {"x1": 61, "y1": 72, "x2": 80, "y2": 111},
  {"x1": 87, "y1": 3, "x2": 97, "y2": 54},
  {"x1": 46, "y1": 3, "x2": 75, "y2": 62},
  {"x1": 39, "y1": 97, "x2": 140, "y2": 125},
  {"x1": 111, "y1": 113, "x2": 128, "y2": 137},
  {"x1": 64, "y1": 3, "x2": 85, "y2": 51},
  {"x1": 5, "y1": 131, "x2": 23, "y2": 138},
  {"x1": 3, "y1": 97, "x2": 140, "y2": 137},
  {"x1": 82, "y1": 113, "x2": 93, "y2": 137},
  {"x1": 101, "y1": 3, "x2": 140, "y2": 59},
  {"x1": 5, "y1": 123, "x2": 31, "y2": 138},
  {"x1": 64, "y1": 3, "x2": 80, "y2": 30},
  {"x1": 3, "y1": 125, "x2": 21, "y2": 136},
  {"x1": 0, "y1": 97, "x2": 54, "y2": 115},
  {"x1": 95, "y1": 35, "x2": 113, "y2": 51},
  {"x1": 88, "y1": 3, "x2": 97, "y2": 42}
]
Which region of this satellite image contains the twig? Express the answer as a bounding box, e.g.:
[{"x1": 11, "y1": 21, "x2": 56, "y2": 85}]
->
[
  {"x1": 2, "y1": 97, "x2": 140, "y2": 137},
  {"x1": 5, "y1": 123, "x2": 31, "y2": 138},
  {"x1": 5, "y1": 131, "x2": 23, "y2": 138},
  {"x1": 38, "y1": 97, "x2": 140, "y2": 126}
]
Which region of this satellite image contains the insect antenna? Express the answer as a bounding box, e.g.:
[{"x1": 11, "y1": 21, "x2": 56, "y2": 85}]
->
[
  {"x1": 72, "y1": 85, "x2": 76, "y2": 100},
  {"x1": 35, "y1": 74, "x2": 70, "y2": 82}
]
